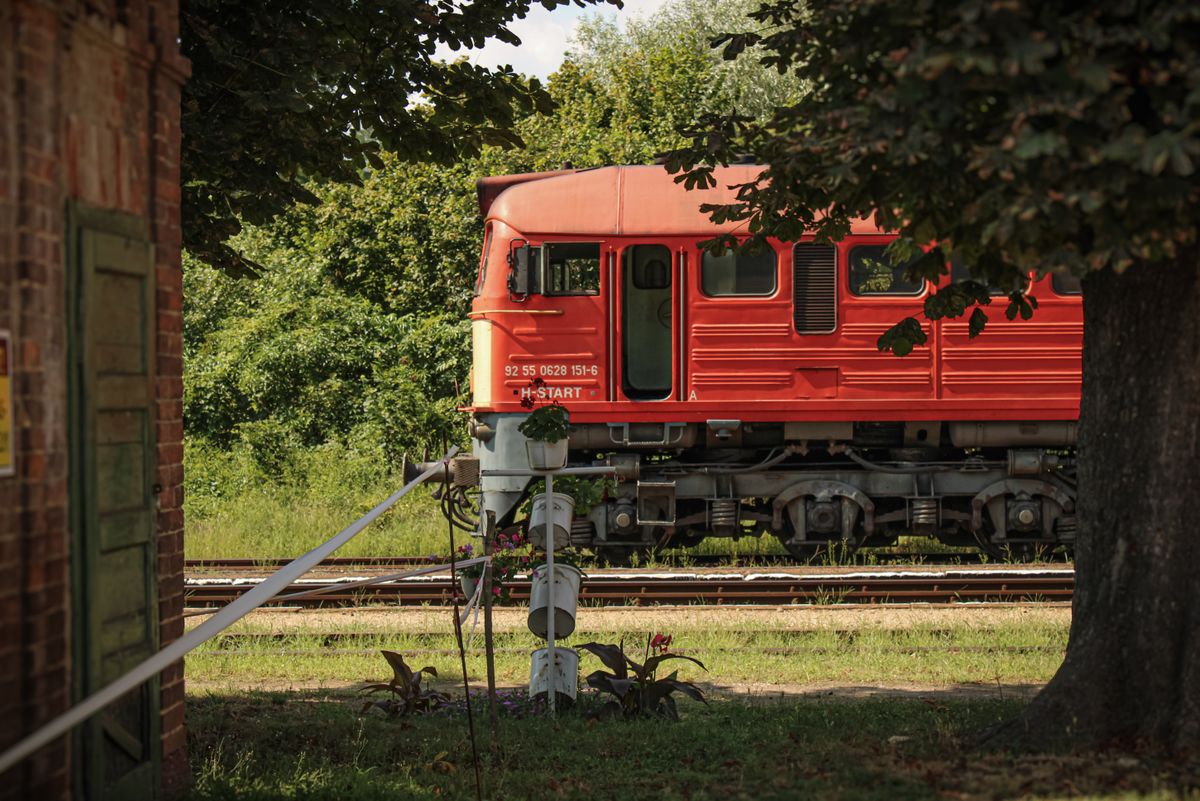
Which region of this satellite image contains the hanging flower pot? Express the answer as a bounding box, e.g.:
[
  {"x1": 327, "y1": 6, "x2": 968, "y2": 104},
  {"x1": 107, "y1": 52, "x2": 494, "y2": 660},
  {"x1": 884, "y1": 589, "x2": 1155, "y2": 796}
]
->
[
  {"x1": 529, "y1": 646, "x2": 578, "y2": 705},
  {"x1": 459, "y1": 575, "x2": 478, "y2": 600},
  {"x1": 519, "y1": 402, "x2": 571, "y2": 469},
  {"x1": 525, "y1": 438, "x2": 569, "y2": 470},
  {"x1": 527, "y1": 562, "x2": 583, "y2": 639},
  {"x1": 528, "y1": 492, "x2": 575, "y2": 550}
]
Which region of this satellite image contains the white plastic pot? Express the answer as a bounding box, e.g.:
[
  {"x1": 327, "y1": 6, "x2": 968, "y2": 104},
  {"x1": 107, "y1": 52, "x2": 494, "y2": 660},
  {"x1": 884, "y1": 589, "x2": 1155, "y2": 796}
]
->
[
  {"x1": 459, "y1": 575, "x2": 478, "y2": 600},
  {"x1": 526, "y1": 438, "x2": 569, "y2": 470},
  {"x1": 528, "y1": 492, "x2": 575, "y2": 551},
  {"x1": 529, "y1": 646, "x2": 578, "y2": 703},
  {"x1": 527, "y1": 563, "x2": 583, "y2": 639}
]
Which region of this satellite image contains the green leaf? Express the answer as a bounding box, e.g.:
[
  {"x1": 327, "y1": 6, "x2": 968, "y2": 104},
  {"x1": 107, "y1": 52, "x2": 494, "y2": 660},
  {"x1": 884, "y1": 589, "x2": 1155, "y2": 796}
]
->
[
  {"x1": 643, "y1": 652, "x2": 707, "y2": 676},
  {"x1": 585, "y1": 671, "x2": 635, "y2": 699},
  {"x1": 968, "y1": 307, "x2": 989, "y2": 338},
  {"x1": 579, "y1": 643, "x2": 630, "y2": 680},
  {"x1": 877, "y1": 318, "x2": 927, "y2": 356},
  {"x1": 666, "y1": 679, "x2": 708, "y2": 704},
  {"x1": 382, "y1": 650, "x2": 414, "y2": 690}
]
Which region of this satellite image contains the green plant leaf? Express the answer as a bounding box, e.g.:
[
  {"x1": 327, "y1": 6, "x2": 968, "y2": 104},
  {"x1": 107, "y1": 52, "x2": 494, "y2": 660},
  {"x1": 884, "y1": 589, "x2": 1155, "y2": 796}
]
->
[
  {"x1": 358, "y1": 683, "x2": 396, "y2": 695},
  {"x1": 877, "y1": 318, "x2": 927, "y2": 356},
  {"x1": 643, "y1": 652, "x2": 708, "y2": 676},
  {"x1": 579, "y1": 642, "x2": 630, "y2": 680},
  {"x1": 382, "y1": 650, "x2": 414, "y2": 691},
  {"x1": 666, "y1": 679, "x2": 708, "y2": 704},
  {"x1": 968, "y1": 307, "x2": 989, "y2": 338},
  {"x1": 585, "y1": 671, "x2": 635, "y2": 699}
]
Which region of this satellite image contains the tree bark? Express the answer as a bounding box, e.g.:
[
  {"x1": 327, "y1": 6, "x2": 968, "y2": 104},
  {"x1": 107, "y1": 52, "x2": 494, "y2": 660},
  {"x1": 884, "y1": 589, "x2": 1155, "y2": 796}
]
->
[{"x1": 1007, "y1": 254, "x2": 1200, "y2": 750}]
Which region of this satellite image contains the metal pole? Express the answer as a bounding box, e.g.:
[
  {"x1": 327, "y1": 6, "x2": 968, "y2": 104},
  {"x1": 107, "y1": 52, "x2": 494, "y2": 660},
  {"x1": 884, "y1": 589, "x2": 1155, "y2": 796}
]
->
[
  {"x1": 544, "y1": 469, "x2": 555, "y2": 715},
  {"x1": 482, "y1": 511, "x2": 499, "y2": 739}
]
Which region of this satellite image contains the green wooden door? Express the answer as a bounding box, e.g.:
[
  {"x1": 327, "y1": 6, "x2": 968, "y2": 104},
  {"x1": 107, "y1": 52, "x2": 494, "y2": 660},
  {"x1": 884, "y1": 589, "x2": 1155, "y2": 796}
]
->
[{"x1": 70, "y1": 213, "x2": 160, "y2": 801}]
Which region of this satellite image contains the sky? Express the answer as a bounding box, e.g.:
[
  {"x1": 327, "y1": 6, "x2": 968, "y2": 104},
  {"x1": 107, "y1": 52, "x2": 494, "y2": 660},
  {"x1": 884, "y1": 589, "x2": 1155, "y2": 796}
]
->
[{"x1": 435, "y1": 0, "x2": 671, "y2": 80}]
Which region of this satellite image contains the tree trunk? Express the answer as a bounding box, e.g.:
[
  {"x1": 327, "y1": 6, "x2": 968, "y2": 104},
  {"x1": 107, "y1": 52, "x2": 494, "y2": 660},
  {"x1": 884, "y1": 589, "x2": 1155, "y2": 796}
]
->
[{"x1": 1007, "y1": 254, "x2": 1200, "y2": 750}]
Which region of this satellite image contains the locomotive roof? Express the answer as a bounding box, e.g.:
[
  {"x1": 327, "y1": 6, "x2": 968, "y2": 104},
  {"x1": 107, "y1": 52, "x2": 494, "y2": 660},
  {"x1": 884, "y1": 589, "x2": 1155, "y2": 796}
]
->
[{"x1": 478, "y1": 164, "x2": 883, "y2": 237}]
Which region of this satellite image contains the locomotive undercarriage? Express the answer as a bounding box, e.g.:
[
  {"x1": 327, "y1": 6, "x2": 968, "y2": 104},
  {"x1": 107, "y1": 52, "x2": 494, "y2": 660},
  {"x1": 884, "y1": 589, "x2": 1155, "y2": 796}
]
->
[{"x1": 463, "y1": 414, "x2": 1078, "y2": 562}]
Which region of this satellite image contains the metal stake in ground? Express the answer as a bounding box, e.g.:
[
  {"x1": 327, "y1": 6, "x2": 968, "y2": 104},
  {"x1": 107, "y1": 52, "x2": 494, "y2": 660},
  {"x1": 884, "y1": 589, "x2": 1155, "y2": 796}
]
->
[
  {"x1": 444, "y1": 466, "x2": 483, "y2": 801},
  {"x1": 482, "y1": 510, "x2": 499, "y2": 740},
  {"x1": 544, "y1": 470, "x2": 556, "y2": 715}
]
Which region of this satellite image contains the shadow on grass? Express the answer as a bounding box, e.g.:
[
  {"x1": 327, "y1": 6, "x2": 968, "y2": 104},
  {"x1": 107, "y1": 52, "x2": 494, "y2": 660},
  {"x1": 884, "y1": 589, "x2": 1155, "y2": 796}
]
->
[
  {"x1": 701, "y1": 681, "x2": 1046, "y2": 704},
  {"x1": 186, "y1": 689, "x2": 1198, "y2": 801}
]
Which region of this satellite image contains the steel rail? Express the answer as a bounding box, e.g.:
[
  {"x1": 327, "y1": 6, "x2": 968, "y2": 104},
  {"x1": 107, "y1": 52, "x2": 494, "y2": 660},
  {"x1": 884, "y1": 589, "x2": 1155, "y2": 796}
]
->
[
  {"x1": 184, "y1": 572, "x2": 1074, "y2": 607},
  {"x1": 185, "y1": 552, "x2": 1066, "y2": 571}
]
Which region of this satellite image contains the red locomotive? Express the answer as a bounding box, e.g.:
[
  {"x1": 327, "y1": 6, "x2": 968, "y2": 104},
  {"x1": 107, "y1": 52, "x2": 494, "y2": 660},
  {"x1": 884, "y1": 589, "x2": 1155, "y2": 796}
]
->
[{"x1": 463, "y1": 165, "x2": 1081, "y2": 560}]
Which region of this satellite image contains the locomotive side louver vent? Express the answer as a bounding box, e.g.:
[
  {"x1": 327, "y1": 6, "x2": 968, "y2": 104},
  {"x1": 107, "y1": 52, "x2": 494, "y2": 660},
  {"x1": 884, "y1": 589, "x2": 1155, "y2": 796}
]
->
[{"x1": 792, "y1": 243, "x2": 838, "y2": 334}]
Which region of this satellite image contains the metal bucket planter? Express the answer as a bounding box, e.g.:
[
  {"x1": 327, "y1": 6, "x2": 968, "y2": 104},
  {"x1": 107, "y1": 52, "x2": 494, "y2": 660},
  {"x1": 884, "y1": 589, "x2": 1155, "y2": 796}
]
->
[
  {"x1": 526, "y1": 438, "x2": 569, "y2": 470},
  {"x1": 527, "y1": 563, "x2": 583, "y2": 639},
  {"x1": 528, "y1": 492, "x2": 575, "y2": 550},
  {"x1": 529, "y1": 646, "x2": 578, "y2": 704}
]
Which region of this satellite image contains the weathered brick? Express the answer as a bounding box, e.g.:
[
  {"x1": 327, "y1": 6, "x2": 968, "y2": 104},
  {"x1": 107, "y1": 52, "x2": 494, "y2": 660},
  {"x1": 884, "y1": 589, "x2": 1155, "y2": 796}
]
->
[{"x1": 1, "y1": 1, "x2": 189, "y2": 796}]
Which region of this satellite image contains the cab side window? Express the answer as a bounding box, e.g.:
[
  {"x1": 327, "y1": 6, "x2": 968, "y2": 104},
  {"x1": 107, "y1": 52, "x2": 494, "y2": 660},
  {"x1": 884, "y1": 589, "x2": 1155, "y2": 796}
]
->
[
  {"x1": 701, "y1": 248, "x2": 777, "y2": 296},
  {"x1": 544, "y1": 242, "x2": 601, "y2": 295},
  {"x1": 848, "y1": 246, "x2": 925, "y2": 296},
  {"x1": 949, "y1": 258, "x2": 1029, "y2": 296}
]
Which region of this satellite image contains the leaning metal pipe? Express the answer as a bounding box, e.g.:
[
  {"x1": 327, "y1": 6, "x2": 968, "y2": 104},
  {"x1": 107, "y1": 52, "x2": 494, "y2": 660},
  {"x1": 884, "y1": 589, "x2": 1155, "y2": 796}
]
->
[{"x1": 0, "y1": 448, "x2": 457, "y2": 777}]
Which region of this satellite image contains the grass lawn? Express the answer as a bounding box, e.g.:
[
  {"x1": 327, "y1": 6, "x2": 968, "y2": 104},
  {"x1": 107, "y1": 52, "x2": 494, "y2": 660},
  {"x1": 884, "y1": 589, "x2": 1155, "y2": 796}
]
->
[
  {"x1": 181, "y1": 606, "x2": 1197, "y2": 800},
  {"x1": 186, "y1": 614, "x2": 1070, "y2": 692},
  {"x1": 187, "y1": 691, "x2": 1197, "y2": 801}
]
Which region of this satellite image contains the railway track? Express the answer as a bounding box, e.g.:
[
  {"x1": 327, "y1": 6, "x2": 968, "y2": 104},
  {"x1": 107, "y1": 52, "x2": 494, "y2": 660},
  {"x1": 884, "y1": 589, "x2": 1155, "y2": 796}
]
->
[
  {"x1": 185, "y1": 551, "x2": 1066, "y2": 573},
  {"x1": 185, "y1": 568, "x2": 1074, "y2": 609}
]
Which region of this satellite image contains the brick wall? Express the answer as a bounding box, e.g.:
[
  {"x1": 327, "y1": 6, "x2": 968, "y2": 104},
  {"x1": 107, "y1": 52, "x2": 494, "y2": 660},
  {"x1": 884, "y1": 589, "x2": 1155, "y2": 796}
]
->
[{"x1": 0, "y1": 2, "x2": 189, "y2": 798}]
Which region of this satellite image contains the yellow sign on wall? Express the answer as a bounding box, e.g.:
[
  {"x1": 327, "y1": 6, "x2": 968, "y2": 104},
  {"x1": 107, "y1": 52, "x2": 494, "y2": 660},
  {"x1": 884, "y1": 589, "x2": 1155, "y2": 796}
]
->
[{"x1": 0, "y1": 331, "x2": 11, "y2": 477}]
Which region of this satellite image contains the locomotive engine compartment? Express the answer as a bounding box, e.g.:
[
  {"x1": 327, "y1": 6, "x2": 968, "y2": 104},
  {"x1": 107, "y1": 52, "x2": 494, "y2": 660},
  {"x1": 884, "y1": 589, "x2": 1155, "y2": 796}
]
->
[
  {"x1": 465, "y1": 414, "x2": 1077, "y2": 562},
  {"x1": 455, "y1": 164, "x2": 1083, "y2": 561}
]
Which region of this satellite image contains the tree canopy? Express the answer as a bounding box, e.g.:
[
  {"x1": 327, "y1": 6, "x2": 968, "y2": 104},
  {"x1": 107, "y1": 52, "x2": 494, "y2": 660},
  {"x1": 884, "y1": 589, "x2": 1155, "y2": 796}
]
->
[
  {"x1": 667, "y1": 0, "x2": 1199, "y2": 354},
  {"x1": 183, "y1": 0, "x2": 792, "y2": 471},
  {"x1": 180, "y1": 0, "x2": 620, "y2": 276},
  {"x1": 666, "y1": 0, "x2": 1200, "y2": 751}
]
